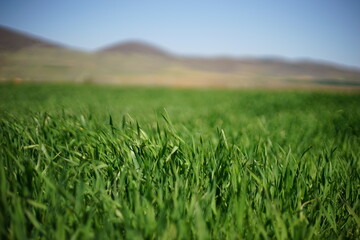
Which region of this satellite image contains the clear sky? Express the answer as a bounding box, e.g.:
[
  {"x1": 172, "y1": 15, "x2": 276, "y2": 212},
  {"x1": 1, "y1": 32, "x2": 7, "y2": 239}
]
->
[{"x1": 1, "y1": 0, "x2": 359, "y2": 67}]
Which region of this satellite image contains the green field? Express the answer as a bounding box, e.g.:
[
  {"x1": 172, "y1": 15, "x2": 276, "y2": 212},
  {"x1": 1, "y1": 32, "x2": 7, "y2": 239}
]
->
[{"x1": 0, "y1": 83, "x2": 359, "y2": 239}]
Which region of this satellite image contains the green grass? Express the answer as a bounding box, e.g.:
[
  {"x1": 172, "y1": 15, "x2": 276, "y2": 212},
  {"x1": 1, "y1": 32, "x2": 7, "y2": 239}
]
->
[{"x1": 0, "y1": 83, "x2": 359, "y2": 239}]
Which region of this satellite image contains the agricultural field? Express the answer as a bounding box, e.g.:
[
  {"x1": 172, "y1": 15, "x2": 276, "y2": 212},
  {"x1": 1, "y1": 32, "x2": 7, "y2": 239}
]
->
[{"x1": 0, "y1": 83, "x2": 359, "y2": 239}]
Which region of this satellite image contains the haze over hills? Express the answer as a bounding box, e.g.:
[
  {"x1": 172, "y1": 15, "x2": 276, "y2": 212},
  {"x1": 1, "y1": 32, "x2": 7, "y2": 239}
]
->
[{"x1": 0, "y1": 25, "x2": 359, "y2": 89}]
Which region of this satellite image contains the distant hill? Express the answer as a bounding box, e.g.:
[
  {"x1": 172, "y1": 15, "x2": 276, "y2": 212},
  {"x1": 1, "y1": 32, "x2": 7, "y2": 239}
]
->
[
  {"x1": 97, "y1": 41, "x2": 171, "y2": 57},
  {"x1": 0, "y1": 26, "x2": 359, "y2": 89},
  {"x1": 96, "y1": 40, "x2": 360, "y2": 78},
  {"x1": 0, "y1": 25, "x2": 61, "y2": 51},
  {"x1": 179, "y1": 56, "x2": 360, "y2": 77}
]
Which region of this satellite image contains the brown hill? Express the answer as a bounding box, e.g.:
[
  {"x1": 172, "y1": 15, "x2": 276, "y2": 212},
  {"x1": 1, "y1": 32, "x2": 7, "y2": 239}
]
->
[
  {"x1": 97, "y1": 40, "x2": 171, "y2": 57},
  {"x1": 0, "y1": 26, "x2": 359, "y2": 88},
  {"x1": 0, "y1": 25, "x2": 61, "y2": 51},
  {"x1": 180, "y1": 56, "x2": 360, "y2": 78},
  {"x1": 96, "y1": 40, "x2": 360, "y2": 79}
]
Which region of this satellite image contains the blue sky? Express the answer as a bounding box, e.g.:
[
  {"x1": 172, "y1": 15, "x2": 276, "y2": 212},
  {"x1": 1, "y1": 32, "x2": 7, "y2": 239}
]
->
[{"x1": 0, "y1": 0, "x2": 359, "y2": 67}]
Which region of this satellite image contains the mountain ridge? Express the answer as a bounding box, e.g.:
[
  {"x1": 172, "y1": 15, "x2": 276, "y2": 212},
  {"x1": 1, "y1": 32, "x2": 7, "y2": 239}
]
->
[
  {"x1": 1, "y1": 25, "x2": 359, "y2": 71},
  {"x1": 97, "y1": 40, "x2": 172, "y2": 57},
  {"x1": 1, "y1": 25, "x2": 359, "y2": 88},
  {"x1": 0, "y1": 25, "x2": 64, "y2": 51}
]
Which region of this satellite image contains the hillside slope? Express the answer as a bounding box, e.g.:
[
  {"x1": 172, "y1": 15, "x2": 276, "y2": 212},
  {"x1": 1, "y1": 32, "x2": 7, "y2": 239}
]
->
[{"x1": 0, "y1": 25, "x2": 61, "y2": 51}]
